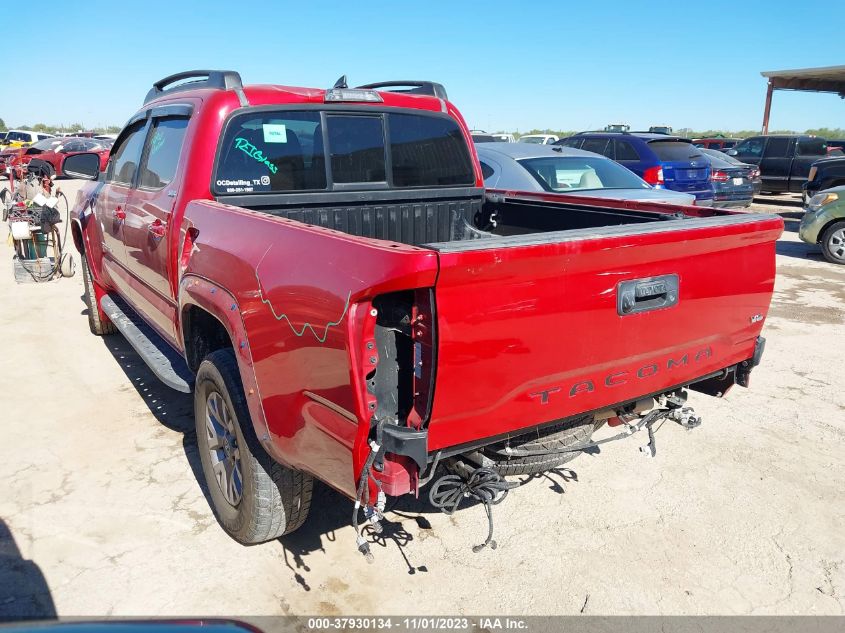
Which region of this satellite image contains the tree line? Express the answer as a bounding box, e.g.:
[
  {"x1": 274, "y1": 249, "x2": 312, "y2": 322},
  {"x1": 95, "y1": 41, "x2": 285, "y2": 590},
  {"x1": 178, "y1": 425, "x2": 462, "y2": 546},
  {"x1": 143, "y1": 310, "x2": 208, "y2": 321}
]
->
[
  {"x1": 511, "y1": 128, "x2": 845, "y2": 139},
  {"x1": 3, "y1": 117, "x2": 843, "y2": 141},
  {"x1": 0, "y1": 118, "x2": 121, "y2": 135}
]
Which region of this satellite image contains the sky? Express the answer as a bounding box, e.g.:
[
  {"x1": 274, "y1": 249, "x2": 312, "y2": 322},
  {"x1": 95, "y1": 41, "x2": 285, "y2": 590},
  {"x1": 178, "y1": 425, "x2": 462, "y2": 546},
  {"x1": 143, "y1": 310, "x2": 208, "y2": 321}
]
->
[{"x1": 4, "y1": 0, "x2": 843, "y2": 133}]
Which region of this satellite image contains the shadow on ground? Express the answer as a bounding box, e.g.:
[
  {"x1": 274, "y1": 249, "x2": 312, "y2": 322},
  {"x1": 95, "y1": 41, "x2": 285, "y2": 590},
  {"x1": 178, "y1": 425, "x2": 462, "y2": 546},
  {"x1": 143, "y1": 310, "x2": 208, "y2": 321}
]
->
[
  {"x1": 777, "y1": 240, "x2": 822, "y2": 261},
  {"x1": 0, "y1": 519, "x2": 56, "y2": 621},
  {"x1": 753, "y1": 194, "x2": 804, "y2": 209},
  {"x1": 749, "y1": 197, "x2": 826, "y2": 262},
  {"x1": 276, "y1": 464, "x2": 579, "y2": 587},
  {"x1": 98, "y1": 334, "x2": 206, "y2": 505}
]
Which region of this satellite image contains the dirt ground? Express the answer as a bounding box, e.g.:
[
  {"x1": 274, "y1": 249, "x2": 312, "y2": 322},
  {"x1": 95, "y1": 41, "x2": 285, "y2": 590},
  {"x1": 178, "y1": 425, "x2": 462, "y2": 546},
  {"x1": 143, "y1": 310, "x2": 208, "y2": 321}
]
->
[{"x1": 1, "y1": 182, "x2": 843, "y2": 618}]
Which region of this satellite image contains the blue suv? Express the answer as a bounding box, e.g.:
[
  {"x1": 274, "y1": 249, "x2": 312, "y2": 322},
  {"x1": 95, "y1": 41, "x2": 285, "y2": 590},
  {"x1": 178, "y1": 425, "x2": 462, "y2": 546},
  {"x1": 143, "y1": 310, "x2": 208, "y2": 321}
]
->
[{"x1": 557, "y1": 133, "x2": 715, "y2": 205}]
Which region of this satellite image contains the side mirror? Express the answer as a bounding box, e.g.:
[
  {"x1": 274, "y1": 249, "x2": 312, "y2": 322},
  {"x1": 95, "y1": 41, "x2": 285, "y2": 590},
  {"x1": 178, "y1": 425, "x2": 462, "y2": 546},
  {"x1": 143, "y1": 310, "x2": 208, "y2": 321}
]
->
[
  {"x1": 63, "y1": 152, "x2": 101, "y2": 180},
  {"x1": 725, "y1": 149, "x2": 738, "y2": 157}
]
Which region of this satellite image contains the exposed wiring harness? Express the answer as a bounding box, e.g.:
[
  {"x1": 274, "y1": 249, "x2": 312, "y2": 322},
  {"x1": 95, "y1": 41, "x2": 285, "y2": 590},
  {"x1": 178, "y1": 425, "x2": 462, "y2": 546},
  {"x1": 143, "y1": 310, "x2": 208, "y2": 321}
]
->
[
  {"x1": 427, "y1": 406, "x2": 698, "y2": 553},
  {"x1": 350, "y1": 406, "x2": 699, "y2": 559},
  {"x1": 493, "y1": 408, "x2": 673, "y2": 459},
  {"x1": 352, "y1": 419, "x2": 387, "y2": 563},
  {"x1": 429, "y1": 466, "x2": 518, "y2": 553}
]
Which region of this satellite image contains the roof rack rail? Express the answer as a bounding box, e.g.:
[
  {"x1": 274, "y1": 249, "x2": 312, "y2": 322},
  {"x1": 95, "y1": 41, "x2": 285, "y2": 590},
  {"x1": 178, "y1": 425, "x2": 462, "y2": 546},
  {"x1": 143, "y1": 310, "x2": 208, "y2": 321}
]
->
[
  {"x1": 356, "y1": 80, "x2": 448, "y2": 99},
  {"x1": 144, "y1": 70, "x2": 246, "y2": 105}
]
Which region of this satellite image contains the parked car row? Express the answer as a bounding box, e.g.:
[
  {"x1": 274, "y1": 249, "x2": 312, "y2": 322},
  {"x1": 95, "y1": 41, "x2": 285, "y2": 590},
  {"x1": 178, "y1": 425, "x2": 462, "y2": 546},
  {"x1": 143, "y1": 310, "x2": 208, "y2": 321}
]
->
[
  {"x1": 476, "y1": 143, "x2": 696, "y2": 205},
  {"x1": 11, "y1": 112, "x2": 842, "y2": 263},
  {"x1": 470, "y1": 130, "x2": 765, "y2": 208},
  {"x1": 798, "y1": 150, "x2": 845, "y2": 265},
  {"x1": 0, "y1": 129, "x2": 56, "y2": 149},
  {"x1": 0, "y1": 136, "x2": 112, "y2": 179},
  {"x1": 556, "y1": 132, "x2": 716, "y2": 205}
]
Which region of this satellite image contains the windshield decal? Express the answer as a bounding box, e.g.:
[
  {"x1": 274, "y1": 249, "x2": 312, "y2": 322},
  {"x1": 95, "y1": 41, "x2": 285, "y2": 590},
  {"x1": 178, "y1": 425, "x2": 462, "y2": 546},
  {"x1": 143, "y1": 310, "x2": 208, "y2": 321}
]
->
[
  {"x1": 150, "y1": 129, "x2": 166, "y2": 156},
  {"x1": 234, "y1": 137, "x2": 278, "y2": 174},
  {"x1": 255, "y1": 246, "x2": 350, "y2": 343},
  {"x1": 262, "y1": 124, "x2": 288, "y2": 143}
]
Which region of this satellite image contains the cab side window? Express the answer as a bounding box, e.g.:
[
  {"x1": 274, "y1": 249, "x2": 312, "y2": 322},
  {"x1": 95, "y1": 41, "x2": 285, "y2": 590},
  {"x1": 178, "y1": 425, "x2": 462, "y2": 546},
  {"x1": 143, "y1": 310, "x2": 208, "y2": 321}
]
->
[
  {"x1": 763, "y1": 137, "x2": 791, "y2": 158},
  {"x1": 106, "y1": 121, "x2": 148, "y2": 186},
  {"x1": 580, "y1": 138, "x2": 611, "y2": 157},
  {"x1": 614, "y1": 139, "x2": 640, "y2": 161},
  {"x1": 139, "y1": 117, "x2": 190, "y2": 190},
  {"x1": 735, "y1": 137, "x2": 765, "y2": 158},
  {"x1": 797, "y1": 138, "x2": 827, "y2": 156},
  {"x1": 62, "y1": 140, "x2": 84, "y2": 153},
  {"x1": 558, "y1": 138, "x2": 582, "y2": 149}
]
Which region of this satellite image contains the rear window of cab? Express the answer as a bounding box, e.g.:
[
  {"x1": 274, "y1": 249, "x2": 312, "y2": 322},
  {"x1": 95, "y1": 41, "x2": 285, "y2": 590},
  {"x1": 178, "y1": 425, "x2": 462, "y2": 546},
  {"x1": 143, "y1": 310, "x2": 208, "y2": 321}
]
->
[
  {"x1": 648, "y1": 140, "x2": 702, "y2": 161},
  {"x1": 214, "y1": 110, "x2": 475, "y2": 195}
]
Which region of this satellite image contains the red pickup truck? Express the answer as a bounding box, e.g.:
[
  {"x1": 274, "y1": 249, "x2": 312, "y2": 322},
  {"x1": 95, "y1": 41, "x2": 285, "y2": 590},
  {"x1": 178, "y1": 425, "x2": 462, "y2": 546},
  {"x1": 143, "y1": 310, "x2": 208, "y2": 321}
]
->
[{"x1": 65, "y1": 70, "x2": 782, "y2": 549}]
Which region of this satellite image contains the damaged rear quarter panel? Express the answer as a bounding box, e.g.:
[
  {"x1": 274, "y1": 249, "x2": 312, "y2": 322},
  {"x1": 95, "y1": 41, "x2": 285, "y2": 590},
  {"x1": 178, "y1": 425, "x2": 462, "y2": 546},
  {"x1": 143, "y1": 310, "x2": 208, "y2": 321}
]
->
[{"x1": 181, "y1": 200, "x2": 438, "y2": 496}]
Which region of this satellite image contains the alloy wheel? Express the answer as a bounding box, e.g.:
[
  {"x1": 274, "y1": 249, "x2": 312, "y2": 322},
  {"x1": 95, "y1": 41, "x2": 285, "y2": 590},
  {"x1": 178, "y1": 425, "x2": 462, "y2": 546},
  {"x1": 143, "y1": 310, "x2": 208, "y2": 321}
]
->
[
  {"x1": 205, "y1": 391, "x2": 243, "y2": 506},
  {"x1": 828, "y1": 228, "x2": 845, "y2": 262}
]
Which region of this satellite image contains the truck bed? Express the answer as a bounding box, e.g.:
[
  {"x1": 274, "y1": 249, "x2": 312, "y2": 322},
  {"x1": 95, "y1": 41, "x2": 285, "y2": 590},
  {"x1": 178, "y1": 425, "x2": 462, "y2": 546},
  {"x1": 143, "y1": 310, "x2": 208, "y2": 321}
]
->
[{"x1": 222, "y1": 187, "x2": 719, "y2": 247}]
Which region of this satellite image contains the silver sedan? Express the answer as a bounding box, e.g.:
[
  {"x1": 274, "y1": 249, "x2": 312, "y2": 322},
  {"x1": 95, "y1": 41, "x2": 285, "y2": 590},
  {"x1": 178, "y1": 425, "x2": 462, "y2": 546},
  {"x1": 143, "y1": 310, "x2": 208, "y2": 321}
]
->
[{"x1": 477, "y1": 143, "x2": 696, "y2": 205}]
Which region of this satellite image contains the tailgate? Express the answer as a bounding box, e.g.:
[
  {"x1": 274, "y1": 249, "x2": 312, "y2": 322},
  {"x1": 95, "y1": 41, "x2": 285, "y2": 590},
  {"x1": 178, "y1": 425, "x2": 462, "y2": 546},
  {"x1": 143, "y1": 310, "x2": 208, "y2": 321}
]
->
[
  {"x1": 426, "y1": 213, "x2": 783, "y2": 451},
  {"x1": 663, "y1": 160, "x2": 711, "y2": 190}
]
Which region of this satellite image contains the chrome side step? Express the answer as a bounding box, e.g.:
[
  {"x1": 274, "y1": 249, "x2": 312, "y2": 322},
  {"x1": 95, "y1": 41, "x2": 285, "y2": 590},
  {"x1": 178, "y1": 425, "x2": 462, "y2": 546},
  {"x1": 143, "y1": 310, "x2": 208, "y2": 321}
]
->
[{"x1": 100, "y1": 295, "x2": 194, "y2": 393}]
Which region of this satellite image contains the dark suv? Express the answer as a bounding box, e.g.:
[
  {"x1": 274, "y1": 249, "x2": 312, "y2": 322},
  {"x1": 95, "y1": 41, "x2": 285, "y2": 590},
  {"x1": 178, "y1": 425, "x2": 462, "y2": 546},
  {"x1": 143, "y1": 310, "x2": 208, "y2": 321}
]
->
[
  {"x1": 557, "y1": 133, "x2": 714, "y2": 205},
  {"x1": 803, "y1": 154, "x2": 845, "y2": 201},
  {"x1": 726, "y1": 135, "x2": 828, "y2": 193}
]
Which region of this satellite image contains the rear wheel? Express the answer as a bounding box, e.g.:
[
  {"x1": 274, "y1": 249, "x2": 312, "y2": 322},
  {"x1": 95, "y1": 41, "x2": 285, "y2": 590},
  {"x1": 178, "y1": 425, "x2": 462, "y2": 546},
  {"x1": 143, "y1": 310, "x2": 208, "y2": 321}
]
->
[
  {"x1": 195, "y1": 349, "x2": 312, "y2": 543},
  {"x1": 476, "y1": 415, "x2": 595, "y2": 476},
  {"x1": 821, "y1": 221, "x2": 845, "y2": 265},
  {"x1": 80, "y1": 256, "x2": 116, "y2": 335}
]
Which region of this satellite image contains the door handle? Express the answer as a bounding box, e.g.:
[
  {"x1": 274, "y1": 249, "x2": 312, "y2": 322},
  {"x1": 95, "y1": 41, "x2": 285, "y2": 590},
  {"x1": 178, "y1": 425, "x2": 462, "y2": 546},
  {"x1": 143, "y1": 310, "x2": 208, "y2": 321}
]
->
[
  {"x1": 617, "y1": 274, "x2": 679, "y2": 315},
  {"x1": 113, "y1": 206, "x2": 126, "y2": 221},
  {"x1": 148, "y1": 220, "x2": 166, "y2": 238}
]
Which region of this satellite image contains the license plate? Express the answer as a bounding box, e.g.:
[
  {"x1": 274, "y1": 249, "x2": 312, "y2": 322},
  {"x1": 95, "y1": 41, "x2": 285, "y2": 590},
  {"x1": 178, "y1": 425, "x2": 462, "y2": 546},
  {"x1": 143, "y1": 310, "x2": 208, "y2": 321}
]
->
[
  {"x1": 686, "y1": 170, "x2": 698, "y2": 179},
  {"x1": 732, "y1": 177, "x2": 744, "y2": 185}
]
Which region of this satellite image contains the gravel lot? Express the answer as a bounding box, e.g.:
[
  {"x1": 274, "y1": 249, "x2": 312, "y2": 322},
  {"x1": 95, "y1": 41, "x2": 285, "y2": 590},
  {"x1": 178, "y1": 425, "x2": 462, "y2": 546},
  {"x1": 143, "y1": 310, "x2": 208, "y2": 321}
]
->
[{"x1": 1, "y1": 181, "x2": 843, "y2": 618}]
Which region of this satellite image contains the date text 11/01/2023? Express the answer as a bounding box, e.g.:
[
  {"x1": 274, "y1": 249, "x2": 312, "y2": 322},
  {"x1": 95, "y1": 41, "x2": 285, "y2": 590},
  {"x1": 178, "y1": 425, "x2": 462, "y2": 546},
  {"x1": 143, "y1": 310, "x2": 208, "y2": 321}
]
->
[{"x1": 305, "y1": 617, "x2": 529, "y2": 630}]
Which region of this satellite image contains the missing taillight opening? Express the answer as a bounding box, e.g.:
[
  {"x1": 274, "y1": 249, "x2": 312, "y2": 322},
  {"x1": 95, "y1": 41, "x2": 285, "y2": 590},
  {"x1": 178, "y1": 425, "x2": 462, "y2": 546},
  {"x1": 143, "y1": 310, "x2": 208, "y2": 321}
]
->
[{"x1": 368, "y1": 289, "x2": 436, "y2": 429}]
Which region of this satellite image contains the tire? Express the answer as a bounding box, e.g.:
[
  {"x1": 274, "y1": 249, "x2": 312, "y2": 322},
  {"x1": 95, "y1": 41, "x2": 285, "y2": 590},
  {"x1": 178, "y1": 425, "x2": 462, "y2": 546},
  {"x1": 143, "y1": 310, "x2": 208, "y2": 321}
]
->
[
  {"x1": 80, "y1": 255, "x2": 116, "y2": 335},
  {"x1": 821, "y1": 220, "x2": 845, "y2": 265},
  {"x1": 195, "y1": 349, "x2": 312, "y2": 543},
  {"x1": 60, "y1": 252, "x2": 76, "y2": 278},
  {"x1": 1, "y1": 188, "x2": 9, "y2": 221},
  {"x1": 477, "y1": 415, "x2": 595, "y2": 477}
]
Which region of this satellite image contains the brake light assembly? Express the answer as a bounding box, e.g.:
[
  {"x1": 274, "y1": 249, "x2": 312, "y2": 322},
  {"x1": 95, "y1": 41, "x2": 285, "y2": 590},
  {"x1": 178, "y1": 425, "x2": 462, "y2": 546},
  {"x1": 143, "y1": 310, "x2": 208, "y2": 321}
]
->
[
  {"x1": 643, "y1": 166, "x2": 664, "y2": 186},
  {"x1": 711, "y1": 170, "x2": 729, "y2": 183},
  {"x1": 325, "y1": 88, "x2": 383, "y2": 103}
]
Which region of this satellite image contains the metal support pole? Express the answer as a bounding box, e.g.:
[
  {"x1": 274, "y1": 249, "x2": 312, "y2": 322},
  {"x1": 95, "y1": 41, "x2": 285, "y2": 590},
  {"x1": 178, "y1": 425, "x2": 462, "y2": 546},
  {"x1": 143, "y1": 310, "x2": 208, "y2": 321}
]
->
[{"x1": 762, "y1": 81, "x2": 774, "y2": 135}]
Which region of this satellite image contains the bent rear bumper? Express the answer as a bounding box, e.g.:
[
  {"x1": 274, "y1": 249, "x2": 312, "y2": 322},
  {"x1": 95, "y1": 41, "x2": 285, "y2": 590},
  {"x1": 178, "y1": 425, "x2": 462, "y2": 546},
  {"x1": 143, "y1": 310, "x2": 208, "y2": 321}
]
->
[{"x1": 379, "y1": 337, "x2": 768, "y2": 476}]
